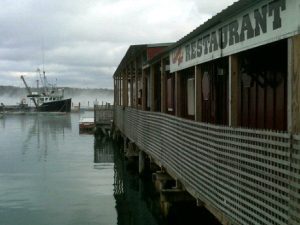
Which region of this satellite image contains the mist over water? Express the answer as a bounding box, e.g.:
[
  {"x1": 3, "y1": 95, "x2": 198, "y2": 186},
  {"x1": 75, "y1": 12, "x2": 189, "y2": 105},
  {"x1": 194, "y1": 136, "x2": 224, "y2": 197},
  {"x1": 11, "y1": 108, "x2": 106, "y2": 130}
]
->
[
  {"x1": 65, "y1": 91, "x2": 113, "y2": 107},
  {"x1": 0, "y1": 95, "x2": 23, "y2": 106},
  {"x1": 0, "y1": 86, "x2": 114, "y2": 107}
]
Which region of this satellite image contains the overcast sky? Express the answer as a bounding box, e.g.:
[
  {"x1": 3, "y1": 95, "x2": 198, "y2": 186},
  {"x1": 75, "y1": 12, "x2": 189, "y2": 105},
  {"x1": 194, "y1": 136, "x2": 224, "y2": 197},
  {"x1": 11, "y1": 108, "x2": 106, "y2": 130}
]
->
[{"x1": 0, "y1": 0, "x2": 236, "y2": 89}]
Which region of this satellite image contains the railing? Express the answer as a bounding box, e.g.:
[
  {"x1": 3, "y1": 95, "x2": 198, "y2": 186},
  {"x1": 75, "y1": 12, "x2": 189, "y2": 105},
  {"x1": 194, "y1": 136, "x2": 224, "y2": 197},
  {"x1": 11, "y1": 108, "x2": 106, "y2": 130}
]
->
[
  {"x1": 114, "y1": 106, "x2": 300, "y2": 225},
  {"x1": 94, "y1": 104, "x2": 114, "y2": 124}
]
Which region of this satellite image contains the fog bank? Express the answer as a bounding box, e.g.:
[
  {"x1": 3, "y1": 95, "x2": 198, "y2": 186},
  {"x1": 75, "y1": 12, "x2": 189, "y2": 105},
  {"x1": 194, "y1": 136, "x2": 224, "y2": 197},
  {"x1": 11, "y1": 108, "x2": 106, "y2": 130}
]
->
[{"x1": 0, "y1": 86, "x2": 113, "y2": 107}]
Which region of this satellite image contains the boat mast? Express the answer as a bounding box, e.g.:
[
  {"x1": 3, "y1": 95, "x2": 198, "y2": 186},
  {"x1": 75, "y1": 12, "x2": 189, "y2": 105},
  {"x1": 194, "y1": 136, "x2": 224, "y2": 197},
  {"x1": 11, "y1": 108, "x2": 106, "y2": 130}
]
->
[
  {"x1": 39, "y1": 40, "x2": 48, "y2": 94},
  {"x1": 37, "y1": 68, "x2": 47, "y2": 94},
  {"x1": 43, "y1": 70, "x2": 48, "y2": 92},
  {"x1": 20, "y1": 75, "x2": 38, "y2": 108}
]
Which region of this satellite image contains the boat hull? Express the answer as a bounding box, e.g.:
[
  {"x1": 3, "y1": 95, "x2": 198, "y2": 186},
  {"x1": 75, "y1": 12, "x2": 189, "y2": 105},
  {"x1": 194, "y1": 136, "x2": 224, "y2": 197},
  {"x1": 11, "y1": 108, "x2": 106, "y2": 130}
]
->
[{"x1": 38, "y1": 98, "x2": 71, "y2": 112}]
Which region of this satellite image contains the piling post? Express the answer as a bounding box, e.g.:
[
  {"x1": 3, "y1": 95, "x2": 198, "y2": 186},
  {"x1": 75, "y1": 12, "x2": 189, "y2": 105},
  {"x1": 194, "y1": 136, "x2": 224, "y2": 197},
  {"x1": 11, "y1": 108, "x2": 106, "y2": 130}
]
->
[
  {"x1": 123, "y1": 137, "x2": 127, "y2": 153},
  {"x1": 138, "y1": 150, "x2": 145, "y2": 175}
]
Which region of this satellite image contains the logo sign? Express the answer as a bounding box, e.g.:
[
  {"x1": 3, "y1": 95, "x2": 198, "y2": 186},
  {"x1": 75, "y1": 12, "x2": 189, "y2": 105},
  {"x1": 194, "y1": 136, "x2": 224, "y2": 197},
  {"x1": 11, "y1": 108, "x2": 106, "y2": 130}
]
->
[
  {"x1": 171, "y1": 47, "x2": 183, "y2": 66},
  {"x1": 170, "y1": 0, "x2": 299, "y2": 72}
]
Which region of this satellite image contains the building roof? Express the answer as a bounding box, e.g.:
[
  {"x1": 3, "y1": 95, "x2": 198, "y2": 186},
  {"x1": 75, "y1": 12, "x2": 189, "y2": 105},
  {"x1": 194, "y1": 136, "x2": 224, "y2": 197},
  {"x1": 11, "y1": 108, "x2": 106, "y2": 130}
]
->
[
  {"x1": 113, "y1": 43, "x2": 172, "y2": 78},
  {"x1": 168, "y1": 0, "x2": 260, "y2": 51},
  {"x1": 114, "y1": 0, "x2": 262, "y2": 73},
  {"x1": 147, "y1": 0, "x2": 262, "y2": 66},
  {"x1": 113, "y1": 44, "x2": 146, "y2": 78}
]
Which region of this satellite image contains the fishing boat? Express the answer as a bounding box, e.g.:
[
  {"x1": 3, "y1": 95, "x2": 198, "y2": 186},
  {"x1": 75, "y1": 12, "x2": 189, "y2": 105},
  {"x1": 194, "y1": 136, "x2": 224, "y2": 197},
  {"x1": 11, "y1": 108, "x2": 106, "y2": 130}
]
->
[{"x1": 21, "y1": 69, "x2": 71, "y2": 113}]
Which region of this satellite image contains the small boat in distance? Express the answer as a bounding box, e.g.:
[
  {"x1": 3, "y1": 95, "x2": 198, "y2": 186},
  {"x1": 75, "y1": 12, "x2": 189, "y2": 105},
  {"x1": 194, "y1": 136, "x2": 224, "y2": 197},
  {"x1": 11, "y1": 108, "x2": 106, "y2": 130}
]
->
[{"x1": 21, "y1": 69, "x2": 71, "y2": 113}]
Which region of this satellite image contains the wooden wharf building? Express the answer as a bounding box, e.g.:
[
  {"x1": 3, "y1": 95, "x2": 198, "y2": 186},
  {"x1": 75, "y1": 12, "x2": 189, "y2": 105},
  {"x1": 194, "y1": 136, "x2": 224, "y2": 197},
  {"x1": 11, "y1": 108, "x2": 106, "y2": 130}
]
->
[{"x1": 113, "y1": 0, "x2": 300, "y2": 224}]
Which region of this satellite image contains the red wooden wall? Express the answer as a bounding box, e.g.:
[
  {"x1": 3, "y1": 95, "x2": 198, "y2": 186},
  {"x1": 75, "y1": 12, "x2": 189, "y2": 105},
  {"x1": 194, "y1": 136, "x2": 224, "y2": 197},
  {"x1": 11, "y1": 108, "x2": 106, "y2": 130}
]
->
[
  {"x1": 239, "y1": 40, "x2": 287, "y2": 131},
  {"x1": 147, "y1": 47, "x2": 166, "y2": 61},
  {"x1": 201, "y1": 58, "x2": 228, "y2": 125}
]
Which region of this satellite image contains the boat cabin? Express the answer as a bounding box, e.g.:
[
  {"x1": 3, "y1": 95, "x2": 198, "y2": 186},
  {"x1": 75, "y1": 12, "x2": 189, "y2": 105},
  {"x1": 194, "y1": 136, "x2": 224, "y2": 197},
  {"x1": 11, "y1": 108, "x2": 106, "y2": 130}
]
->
[{"x1": 38, "y1": 96, "x2": 63, "y2": 103}]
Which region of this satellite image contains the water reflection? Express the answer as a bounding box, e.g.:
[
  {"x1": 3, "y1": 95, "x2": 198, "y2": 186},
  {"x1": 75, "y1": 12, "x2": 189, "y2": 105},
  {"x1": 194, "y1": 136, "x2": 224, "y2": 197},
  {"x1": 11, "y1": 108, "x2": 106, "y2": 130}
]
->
[
  {"x1": 0, "y1": 114, "x2": 117, "y2": 225},
  {"x1": 0, "y1": 116, "x2": 5, "y2": 129},
  {"x1": 111, "y1": 140, "x2": 221, "y2": 225},
  {"x1": 94, "y1": 136, "x2": 114, "y2": 164},
  {"x1": 0, "y1": 113, "x2": 219, "y2": 225},
  {"x1": 112, "y1": 141, "x2": 162, "y2": 225},
  {"x1": 20, "y1": 113, "x2": 71, "y2": 161}
]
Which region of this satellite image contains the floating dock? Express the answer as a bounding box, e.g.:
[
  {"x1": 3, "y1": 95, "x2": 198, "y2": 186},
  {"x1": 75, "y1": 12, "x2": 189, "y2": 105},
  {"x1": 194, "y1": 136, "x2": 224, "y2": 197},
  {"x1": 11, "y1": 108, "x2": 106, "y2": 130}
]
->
[{"x1": 79, "y1": 117, "x2": 95, "y2": 133}]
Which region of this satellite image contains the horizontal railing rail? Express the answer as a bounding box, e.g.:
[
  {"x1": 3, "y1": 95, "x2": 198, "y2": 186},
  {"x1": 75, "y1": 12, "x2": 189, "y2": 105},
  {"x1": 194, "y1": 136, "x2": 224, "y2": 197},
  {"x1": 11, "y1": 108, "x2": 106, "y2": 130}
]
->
[{"x1": 114, "y1": 106, "x2": 300, "y2": 225}]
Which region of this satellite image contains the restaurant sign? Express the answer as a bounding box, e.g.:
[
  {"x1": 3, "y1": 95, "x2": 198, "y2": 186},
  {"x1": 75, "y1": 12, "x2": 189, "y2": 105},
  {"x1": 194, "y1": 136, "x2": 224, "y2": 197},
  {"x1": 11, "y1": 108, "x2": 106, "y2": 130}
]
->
[{"x1": 170, "y1": 0, "x2": 300, "y2": 73}]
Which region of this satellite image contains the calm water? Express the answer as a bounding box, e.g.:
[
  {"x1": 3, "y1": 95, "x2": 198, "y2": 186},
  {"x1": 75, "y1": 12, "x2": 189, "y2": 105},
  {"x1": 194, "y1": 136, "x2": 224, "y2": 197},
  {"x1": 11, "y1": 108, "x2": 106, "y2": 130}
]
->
[
  {"x1": 0, "y1": 113, "x2": 117, "y2": 225},
  {"x1": 0, "y1": 113, "x2": 219, "y2": 225}
]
